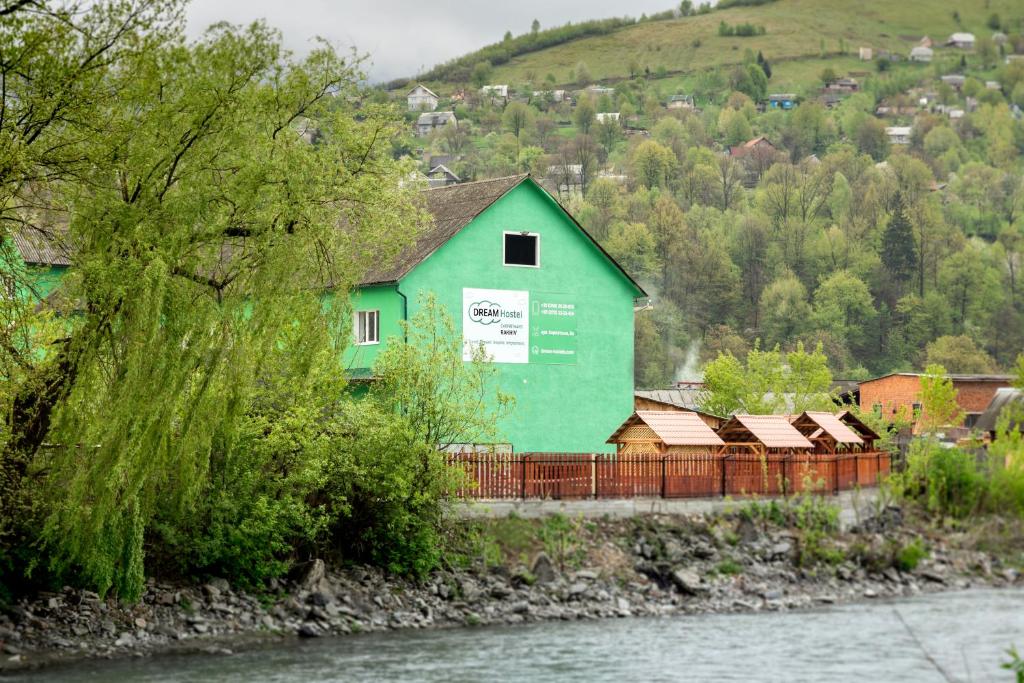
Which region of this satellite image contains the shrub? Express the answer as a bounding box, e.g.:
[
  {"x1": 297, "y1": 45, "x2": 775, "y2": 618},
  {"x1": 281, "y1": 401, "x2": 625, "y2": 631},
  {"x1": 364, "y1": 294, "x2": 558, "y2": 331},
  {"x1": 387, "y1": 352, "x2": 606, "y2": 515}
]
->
[{"x1": 895, "y1": 538, "x2": 927, "y2": 572}]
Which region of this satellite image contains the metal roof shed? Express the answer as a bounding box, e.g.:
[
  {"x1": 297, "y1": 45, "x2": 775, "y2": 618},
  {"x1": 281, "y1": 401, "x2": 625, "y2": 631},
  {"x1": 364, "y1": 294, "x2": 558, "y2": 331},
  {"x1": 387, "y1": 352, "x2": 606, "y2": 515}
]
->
[{"x1": 607, "y1": 411, "x2": 724, "y2": 455}]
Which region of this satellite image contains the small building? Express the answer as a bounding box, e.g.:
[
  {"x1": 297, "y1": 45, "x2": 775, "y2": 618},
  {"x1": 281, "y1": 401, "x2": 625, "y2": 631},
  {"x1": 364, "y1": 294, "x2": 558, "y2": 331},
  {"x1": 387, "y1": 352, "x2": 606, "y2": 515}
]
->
[
  {"x1": 859, "y1": 47, "x2": 873, "y2": 61},
  {"x1": 607, "y1": 411, "x2": 725, "y2": 455},
  {"x1": 768, "y1": 93, "x2": 797, "y2": 110},
  {"x1": 716, "y1": 415, "x2": 813, "y2": 456},
  {"x1": 595, "y1": 112, "x2": 620, "y2": 124},
  {"x1": 634, "y1": 389, "x2": 723, "y2": 428},
  {"x1": 729, "y1": 135, "x2": 776, "y2": 158},
  {"x1": 858, "y1": 372, "x2": 1013, "y2": 431},
  {"x1": 415, "y1": 111, "x2": 456, "y2": 137},
  {"x1": 947, "y1": 32, "x2": 976, "y2": 49},
  {"x1": 586, "y1": 85, "x2": 615, "y2": 97},
  {"x1": 824, "y1": 78, "x2": 860, "y2": 94},
  {"x1": 533, "y1": 89, "x2": 567, "y2": 103},
  {"x1": 909, "y1": 46, "x2": 934, "y2": 62},
  {"x1": 667, "y1": 94, "x2": 696, "y2": 110},
  {"x1": 790, "y1": 411, "x2": 865, "y2": 454},
  {"x1": 948, "y1": 108, "x2": 965, "y2": 120},
  {"x1": 885, "y1": 126, "x2": 912, "y2": 145},
  {"x1": 985, "y1": 80, "x2": 1001, "y2": 91},
  {"x1": 480, "y1": 84, "x2": 509, "y2": 103},
  {"x1": 407, "y1": 84, "x2": 439, "y2": 112},
  {"x1": 918, "y1": 36, "x2": 934, "y2": 48},
  {"x1": 941, "y1": 74, "x2": 966, "y2": 90},
  {"x1": 976, "y1": 388, "x2": 1023, "y2": 440},
  {"x1": 425, "y1": 164, "x2": 460, "y2": 188}
]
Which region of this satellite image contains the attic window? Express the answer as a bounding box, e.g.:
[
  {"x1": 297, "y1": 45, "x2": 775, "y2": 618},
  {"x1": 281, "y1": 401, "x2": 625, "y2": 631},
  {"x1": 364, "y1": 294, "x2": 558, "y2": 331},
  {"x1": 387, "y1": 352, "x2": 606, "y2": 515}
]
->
[{"x1": 503, "y1": 232, "x2": 539, "y2": 267}]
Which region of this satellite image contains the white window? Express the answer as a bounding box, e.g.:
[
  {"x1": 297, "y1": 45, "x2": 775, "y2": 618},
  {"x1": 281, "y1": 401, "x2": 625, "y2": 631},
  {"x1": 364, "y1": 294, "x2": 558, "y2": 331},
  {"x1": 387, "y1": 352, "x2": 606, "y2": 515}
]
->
[
  {"x1": 354, "y1": 310, "x2": 379, "y2": 345},
  {"x1": 503, "y1": 231, "x2": 540, "y2": 267}
]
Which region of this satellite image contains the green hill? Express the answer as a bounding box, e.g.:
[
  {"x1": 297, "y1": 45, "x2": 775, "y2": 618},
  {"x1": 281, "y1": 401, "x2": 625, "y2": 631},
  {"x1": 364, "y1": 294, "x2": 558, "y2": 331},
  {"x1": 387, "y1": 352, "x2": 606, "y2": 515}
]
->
[{"x1": 419, "y1": 0, "x2": 1019, "y2": 93}]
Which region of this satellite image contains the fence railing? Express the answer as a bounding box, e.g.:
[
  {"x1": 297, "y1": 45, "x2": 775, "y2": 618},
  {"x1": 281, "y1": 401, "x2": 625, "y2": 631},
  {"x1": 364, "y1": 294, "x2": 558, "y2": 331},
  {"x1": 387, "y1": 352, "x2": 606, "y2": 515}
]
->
[{"x1": 446, "y1": 450, "x2": 892, "y2": 500}]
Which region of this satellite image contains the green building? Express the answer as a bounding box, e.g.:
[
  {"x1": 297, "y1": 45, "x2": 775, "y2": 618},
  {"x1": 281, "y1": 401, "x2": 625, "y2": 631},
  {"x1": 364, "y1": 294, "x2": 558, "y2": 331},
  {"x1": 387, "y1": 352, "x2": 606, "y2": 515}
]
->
[
  {"x1": 345, "y1": 175, "x2": 645, "y2": 453},
  {"x1": 10, "y1": 174, "x2": 646, "y2": 453}
]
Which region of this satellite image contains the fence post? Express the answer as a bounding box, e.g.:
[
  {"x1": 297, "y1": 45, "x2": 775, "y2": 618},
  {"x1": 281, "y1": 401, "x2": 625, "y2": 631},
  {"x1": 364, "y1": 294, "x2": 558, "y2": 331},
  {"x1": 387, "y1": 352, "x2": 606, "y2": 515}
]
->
[
  {"x1": 720, "y1": 455, "x2": 727, "y2": 498},
  {"x1": 661, "y1": 456, "x2": 667, "y2": 499},
  {"x1": 833, "y1": 455, "x2": 839, "y2": 494},
  {"x1": 520, "y1": 454, "x2": 526, "y2": 500}
]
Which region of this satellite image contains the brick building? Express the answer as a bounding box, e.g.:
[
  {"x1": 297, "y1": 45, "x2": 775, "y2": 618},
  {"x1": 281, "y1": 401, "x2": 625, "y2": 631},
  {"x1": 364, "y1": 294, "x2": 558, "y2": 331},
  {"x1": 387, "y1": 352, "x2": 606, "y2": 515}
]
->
[{"x1": 858, "y1": 373, "x2": 1012, "y2": 431}]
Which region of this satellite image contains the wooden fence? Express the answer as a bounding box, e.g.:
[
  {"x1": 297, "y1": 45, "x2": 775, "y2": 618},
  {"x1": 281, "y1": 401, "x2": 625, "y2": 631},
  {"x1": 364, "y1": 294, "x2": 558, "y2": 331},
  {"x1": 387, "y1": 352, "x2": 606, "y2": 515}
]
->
[{"x1": 446, "y1": 451, "x2": 892, "y2": 500}]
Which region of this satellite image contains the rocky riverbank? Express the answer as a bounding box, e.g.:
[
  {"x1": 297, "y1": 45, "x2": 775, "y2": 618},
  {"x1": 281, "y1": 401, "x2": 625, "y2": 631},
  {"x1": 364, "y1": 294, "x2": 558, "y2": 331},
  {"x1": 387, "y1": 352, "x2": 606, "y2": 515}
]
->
[{"x1": 2, "y1": 505, "x2": 1020, "y2": 673}]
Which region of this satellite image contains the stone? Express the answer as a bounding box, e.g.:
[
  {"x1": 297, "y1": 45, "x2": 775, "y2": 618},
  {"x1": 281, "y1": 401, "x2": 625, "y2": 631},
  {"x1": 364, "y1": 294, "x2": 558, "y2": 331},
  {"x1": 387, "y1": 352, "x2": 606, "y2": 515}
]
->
[
  {"x1": 208, "y1": 577, "x2": 230, "y2": 594},
  {"x1": 201, "y1": 584, "x2": 222, "y2": 600},
  {"x1": 736, "y1": 517, "x2": 760, "y2": 544},
  {"x1": 671, "y1": 568, "x2": 706, "y2": 595},
  {"x1": 309, "y1": 591, "x2": 332, "y2": 608},
  {"x1": 574, "y1": 570, "x2": 599, "y2": 581},
  {"x1": 770, "y1": 541, "x2": 793, "y2": 560},
  {"x1": 919, "y1": 570, "x2": 946, "y2": 584},
  {"x1": 300, "y1": 559, "x2": 327, "y2": 592},
  {"x1": 531, "y1": 553, "x2": 557, "y2": 585},
  {"x1": 297, "y1": 622, "x2": 323, "y2": 638},
  {"x1": 863, "y1": 588, "x2": 879, "y2": 598}
]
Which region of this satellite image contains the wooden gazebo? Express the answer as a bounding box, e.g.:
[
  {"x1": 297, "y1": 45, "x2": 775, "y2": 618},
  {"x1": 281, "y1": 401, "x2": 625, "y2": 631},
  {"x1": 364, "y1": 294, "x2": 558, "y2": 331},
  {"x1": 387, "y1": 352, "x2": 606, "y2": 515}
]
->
[
  {"x1": 715, "y1": 414, "x2": 813, "y2": 456},
  {"x1": 607, "y1": 410, "x2": 724, "y2": 455},
  {"x1": 836, "y1": 410, "x2": 881, "y2": 452},
  {"x1": 714, "y1": 415, "x2": 814, "y2": 495},
  {"x1": 790, "y1": 411, "x2": 864, "y2": 454}
]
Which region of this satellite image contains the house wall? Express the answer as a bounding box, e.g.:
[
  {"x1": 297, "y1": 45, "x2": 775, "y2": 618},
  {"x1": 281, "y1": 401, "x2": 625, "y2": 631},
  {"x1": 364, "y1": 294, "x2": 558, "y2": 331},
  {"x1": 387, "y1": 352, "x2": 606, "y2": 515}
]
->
[
  {"x1": 393, "y1": 181, "x2": 638, "y2": 453},
  {"x1": 343, "y1": 284, "x2": 405, "y2": 372},
  {"x1": 859, "y1": 374, "x2": 1011, "y2": 428}
]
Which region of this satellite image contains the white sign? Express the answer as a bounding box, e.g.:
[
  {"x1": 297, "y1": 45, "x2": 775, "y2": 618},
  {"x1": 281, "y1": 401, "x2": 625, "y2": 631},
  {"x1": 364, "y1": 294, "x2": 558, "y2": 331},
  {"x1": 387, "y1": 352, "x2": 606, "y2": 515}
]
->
[{"x1": 462, "y1": 287, "x2": 529, "y2": 363}]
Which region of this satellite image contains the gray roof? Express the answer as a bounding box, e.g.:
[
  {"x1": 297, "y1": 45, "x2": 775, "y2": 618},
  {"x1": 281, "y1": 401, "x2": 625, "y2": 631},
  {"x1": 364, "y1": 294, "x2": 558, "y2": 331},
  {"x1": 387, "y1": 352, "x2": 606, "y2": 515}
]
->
[
  {"x1": 635, "y1": 388, "x2": 704, "y2": 412},
  {"x1": 11, "y1": 226, "x2": 72, "y2": 266},
  {"x1": 417, "y1": 111, "x2": 455, "y2": 125},
  {"x1": 976, "y1": 387, "x2": 1023, "y2": 433},
  {"x1": 860, "y1": 372, "x2": 1012, "y2": 384}
]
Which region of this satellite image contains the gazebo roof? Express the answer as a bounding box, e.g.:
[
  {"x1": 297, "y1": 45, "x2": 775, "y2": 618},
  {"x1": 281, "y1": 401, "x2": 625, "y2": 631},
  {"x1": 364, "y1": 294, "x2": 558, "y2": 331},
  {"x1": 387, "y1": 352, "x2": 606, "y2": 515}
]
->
[
  {"x1": 607, "y1": 411, "x2": 724, "y2": 446},
  {"x1": 792, "y1": 412, "x2": 864, "y2": 445},
  {"x1": 836, "y1": 410, "x2": 882, "y2": 441},
  {"x1": 717, "y1": 415, "x2": 813, "y2": 449}
]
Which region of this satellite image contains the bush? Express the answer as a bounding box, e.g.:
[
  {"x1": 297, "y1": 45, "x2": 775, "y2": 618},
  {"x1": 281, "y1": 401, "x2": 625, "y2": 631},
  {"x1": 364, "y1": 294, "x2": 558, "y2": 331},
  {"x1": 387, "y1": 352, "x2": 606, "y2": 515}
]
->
[{"x1": 895, "y1": 538, "x2": 927, "y2": 571}]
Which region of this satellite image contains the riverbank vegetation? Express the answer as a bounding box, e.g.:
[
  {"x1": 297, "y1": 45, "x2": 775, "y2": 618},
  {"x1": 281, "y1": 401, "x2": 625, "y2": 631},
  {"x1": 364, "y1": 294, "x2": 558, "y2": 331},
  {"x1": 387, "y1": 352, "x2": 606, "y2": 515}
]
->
[{"x1": 0, "y1": 2, "x2": 499, "y2": 604}]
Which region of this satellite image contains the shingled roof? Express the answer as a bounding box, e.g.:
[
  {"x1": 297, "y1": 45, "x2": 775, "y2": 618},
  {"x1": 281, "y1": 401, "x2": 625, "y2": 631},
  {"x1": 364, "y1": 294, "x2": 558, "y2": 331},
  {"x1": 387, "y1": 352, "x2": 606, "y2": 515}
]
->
[
  {"x1": 11, "y1": 227, "x2": 72, "y2": 267},
  {"x1": 717, "y1": 415, "x2": 813, "y2": 449},
  {"x1": 607, "y1": 411, "x2": 724, "y2": 447},
  {"x1": 791, "y1": 411, "x2": 864, "y2": 445}
]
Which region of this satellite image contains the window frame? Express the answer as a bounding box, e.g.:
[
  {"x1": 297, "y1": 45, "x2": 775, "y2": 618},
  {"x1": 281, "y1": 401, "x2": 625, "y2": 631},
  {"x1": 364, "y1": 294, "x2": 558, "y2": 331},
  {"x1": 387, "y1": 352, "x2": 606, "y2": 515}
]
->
[
  {"x1": 354, "y1": 309, "x2": 380, "y2": 345},
  {"x1": 502, "y1": 231, "x2": 541, "y2": 268}
]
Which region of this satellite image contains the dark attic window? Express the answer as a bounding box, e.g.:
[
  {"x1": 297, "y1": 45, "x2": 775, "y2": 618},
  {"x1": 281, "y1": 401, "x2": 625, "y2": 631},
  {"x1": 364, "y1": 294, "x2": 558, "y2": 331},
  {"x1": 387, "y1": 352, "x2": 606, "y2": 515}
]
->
[{"x1": 503, "y1": 232, "x2": 539, "y2": 267}]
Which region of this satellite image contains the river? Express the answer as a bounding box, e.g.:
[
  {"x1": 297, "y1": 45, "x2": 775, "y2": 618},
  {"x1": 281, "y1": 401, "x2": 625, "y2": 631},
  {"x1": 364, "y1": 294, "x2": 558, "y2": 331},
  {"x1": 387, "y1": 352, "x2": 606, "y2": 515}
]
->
[{"x1": 14, "y1": 589, "x2": 1024, "y2": 682}]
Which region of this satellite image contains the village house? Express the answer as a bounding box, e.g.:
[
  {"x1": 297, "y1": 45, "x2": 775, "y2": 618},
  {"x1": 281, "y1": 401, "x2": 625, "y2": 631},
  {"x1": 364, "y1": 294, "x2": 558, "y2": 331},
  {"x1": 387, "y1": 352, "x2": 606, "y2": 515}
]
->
[
  {"x1": 667, "y1": 94, "x2": 696, "y2": 110},
  {"x1": 947, "y1": 32, "x2": 976, "y2": 49},
  {"x1": 586, "y1": 85, "x2": 615, "y2": 97},
  {"x1": 909, "y1": 45, "x2": 934, "y2": 62},
  {"x1": 941, "y1": 74, "x2": 966, "y2": 90},
  {"x1": 345, "y1": 175, "x2": 646, "y2": 453},
  {"x1": 986, "y1": 80, "x2": 1001, "y2": 91},
  {"x1": 415, "y1": 111, "x2": 456, "y2": 137},
  {"x1": 425, "y1": 164, "x2": 460, "y2": 188},
  {"x1": 885, "y1": 126, "x2": 912, "y2": 145},
  {"x1": 595, "y1": 112, "x2": 620, "y2": 124},
  {"x1": 823, "y1": 78, "x2": 859, "y2": 94},
  {"x1": 858, "y1": 46, "x2": 873, "y2": 61},
  {"x1": 406, "y1": 84, "x2": 439, "y2": 112},
  {"x1": 858, "y1": 372, "x2": 1013, "y2": 432},
  {"x1": 533, "y1": 89, "x2": 567, "y2": 103},
  {"x1": 480, "y1": 84, "x2": 509, "y2": 103}
]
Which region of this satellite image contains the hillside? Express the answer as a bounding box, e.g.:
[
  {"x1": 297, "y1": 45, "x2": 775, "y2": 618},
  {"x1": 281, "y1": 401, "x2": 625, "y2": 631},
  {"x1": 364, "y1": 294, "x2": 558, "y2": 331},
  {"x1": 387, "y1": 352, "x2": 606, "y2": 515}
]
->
[{"x1": 421, "y1": 0, "x2": 1020, "y2": 93}]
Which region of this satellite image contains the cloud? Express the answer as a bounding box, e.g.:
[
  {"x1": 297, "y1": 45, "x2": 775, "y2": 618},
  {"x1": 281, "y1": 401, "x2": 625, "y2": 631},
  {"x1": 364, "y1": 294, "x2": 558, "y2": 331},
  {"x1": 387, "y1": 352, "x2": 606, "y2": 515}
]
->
[{"x1": 184, "y1": 0, "x2": 677, "y2": 82}]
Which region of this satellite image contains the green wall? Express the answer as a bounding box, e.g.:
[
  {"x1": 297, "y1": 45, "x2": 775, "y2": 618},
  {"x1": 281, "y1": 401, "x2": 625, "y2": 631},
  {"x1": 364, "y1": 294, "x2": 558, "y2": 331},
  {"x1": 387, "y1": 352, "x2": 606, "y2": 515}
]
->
[
  {"x1": 392, "y1": 181, "x2": 639, "y2": 453},
  {"x1": 343, "y1": 284, "x2": 404, "y2": 372}
]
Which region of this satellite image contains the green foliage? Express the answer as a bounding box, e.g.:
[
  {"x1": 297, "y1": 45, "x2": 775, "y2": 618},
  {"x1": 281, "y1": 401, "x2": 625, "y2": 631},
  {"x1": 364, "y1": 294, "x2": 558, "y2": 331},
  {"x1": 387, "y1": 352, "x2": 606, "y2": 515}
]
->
[
  {"x1": 894, "y1": 538, "x2": 927, "y2": 572},
  {"x1": 925, "y1": 335, "x2": 996, "y2": 373},
  {"x1": 918, "y1": 364, "x2": 965, "y2": 433},
  {"x1": 700, "y1": 341, "x2": 834, "y2": 415},
  {"x1": 714, "y1": 558, "x2": 743, "y2": 575},
  {"x1": 1004, "y1": 646, "x2": 1024, "y2": 683}
]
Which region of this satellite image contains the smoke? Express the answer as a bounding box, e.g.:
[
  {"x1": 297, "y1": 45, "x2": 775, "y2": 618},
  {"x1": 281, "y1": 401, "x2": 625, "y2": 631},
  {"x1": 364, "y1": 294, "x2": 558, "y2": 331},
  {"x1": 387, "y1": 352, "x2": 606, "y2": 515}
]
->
[{"x1": 674, "y1": 339, "x2": 702, "y2": 383}]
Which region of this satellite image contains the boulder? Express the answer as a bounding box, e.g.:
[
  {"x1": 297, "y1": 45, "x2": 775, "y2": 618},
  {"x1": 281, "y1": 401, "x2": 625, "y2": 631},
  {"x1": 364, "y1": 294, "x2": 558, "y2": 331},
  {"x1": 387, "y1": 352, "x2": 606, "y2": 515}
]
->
[
  {"x1": 299, "y1": 559, "x2": 327, "y2": 592},
  {"x1": 531, "y1": 553, "x2": 557, "y2": 585},
  {"x1": 671, "y1": 568, "x2": 706, "y2": 595}
]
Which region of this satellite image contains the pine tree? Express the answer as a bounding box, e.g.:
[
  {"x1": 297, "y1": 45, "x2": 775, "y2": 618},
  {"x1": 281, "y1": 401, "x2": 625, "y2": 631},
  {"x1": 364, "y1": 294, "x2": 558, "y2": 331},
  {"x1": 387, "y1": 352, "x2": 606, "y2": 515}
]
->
[{"x1": 881, "y1": 192, "x2": 918, "y2": 295}]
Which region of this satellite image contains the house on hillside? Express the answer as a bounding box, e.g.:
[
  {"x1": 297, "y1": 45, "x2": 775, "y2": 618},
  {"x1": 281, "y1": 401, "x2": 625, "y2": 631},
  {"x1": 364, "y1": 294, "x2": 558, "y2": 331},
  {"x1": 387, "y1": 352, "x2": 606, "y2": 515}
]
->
[
  {"x1": 480, "y1": 84, "x2": 509, "y2": 104},
  {"x1": 824, "y1": 78, "x2": 859, "y2": 94},
  {"x1": 595, "y1": 112, "x2": 620, "y2": 124},
  {"x1": 667, "y1": 94, "x2": 696, "y2": 110},
  {"x1": 407, "y1": 84, "x2": 439, "y2": 112},
  {"x1": 633, "y1": 389, "x2": 722, "y2": 428},
  {"x1": 729, "y1": 135, "x2": 780, "y2": 182},
  {"x1": 909, "y1": 46, "x2": 934, "y2": 62},
  {"x1": 345, "y1": 175, "x2": 646, "y2": 452},
  {"x1": 858, "y1": 372, "x2": 1012, "y2": 432},
  {"x1": 416, "y1": 111, "x2": 457, "y2": 137},
  {"x1": 885, "y1": 126, "x2": 912, "y2": 145},
  {"x1": 941, "y1": 74, "x2": 966, "y2": 90},
  {"x1": 947, "y1": 32, "x2": 976, "y2": 49},
  {"x1": 586, "y1": 85, "x2": 615, "y2": 97},
  {"x1": 859, "y1": 47, "x2": 873, "y2": 61},
  {"x1": 426, "y1": 164, "x2": 460, "y2": 188}
]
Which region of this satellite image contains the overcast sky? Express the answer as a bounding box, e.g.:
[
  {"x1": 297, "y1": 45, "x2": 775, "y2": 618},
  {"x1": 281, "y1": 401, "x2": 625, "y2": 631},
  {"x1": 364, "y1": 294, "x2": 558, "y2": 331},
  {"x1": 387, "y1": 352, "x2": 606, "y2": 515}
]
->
[{"x1": 184, "y1": 0, "x2": 679, "y2": 83}]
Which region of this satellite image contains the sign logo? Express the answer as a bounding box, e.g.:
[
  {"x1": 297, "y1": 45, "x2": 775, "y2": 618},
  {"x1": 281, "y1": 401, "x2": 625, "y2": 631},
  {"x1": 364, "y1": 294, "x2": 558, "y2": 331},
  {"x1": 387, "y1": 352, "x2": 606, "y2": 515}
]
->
[{"x1": 469, "y1": 300, "x2": 502, "y2": 325}]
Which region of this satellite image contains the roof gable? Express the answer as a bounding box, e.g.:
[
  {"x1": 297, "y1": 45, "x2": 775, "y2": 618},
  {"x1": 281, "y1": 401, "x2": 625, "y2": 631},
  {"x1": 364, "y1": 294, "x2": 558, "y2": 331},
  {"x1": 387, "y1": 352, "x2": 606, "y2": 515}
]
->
[
  {"x1": 792, "y1": 411, "x2": 864, "y2": 445},
  {"x1": 718, "y1": 415, "x2": 813, "y2": 449},
  {"x1": 607, "y1": 411, "x2": 724, "y2": 446},
  {"x1": 359, "y1": 175, "x2": 646, "y2": 296}
]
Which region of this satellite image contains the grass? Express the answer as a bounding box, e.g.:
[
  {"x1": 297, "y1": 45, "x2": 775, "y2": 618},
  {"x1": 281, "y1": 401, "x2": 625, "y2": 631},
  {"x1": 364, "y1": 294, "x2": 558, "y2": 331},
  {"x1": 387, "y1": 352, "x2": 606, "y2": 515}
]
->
[{"x1": 418, "y1": 0, "x2": 1020, "y2": 98}]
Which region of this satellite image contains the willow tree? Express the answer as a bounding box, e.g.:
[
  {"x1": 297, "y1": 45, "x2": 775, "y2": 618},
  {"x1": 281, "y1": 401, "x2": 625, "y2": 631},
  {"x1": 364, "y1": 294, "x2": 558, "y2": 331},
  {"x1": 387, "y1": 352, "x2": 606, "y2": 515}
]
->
[{"x1": 2, "y1": 2, "x2": 420, "y2": 598}]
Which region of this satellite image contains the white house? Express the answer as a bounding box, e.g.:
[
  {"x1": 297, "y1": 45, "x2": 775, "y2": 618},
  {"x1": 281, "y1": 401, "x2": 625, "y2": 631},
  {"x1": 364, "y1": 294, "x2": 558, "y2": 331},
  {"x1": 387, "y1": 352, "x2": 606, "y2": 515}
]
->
[
  {"x1": 667, "y1": 94, "x2": 696, "y2": 110},
  {"x1": 940, "y1": 74, "x2": 966, "y2": 90},
  {"x1": 481, "y1": 84, "x2": 509, "y2": 102},
  {"x1": 859, "y1": 47, "x2": 873, "y2": 60},
  {"x1": 595, "y1": 112, "x2": 620, "y2": 124},
  {"x1": 885, "y1": 126, "x2": 912, "y2": 145},
  {"x1": 416, "y1": 111, "x2": 457, "y2": 137},
  {"x1": 909, "y1": 46, "x2": 933, "y2": 62},
  {"x1": 407, "y1": 84, "x2": 439, "y2": 112},
  {"x1": 947, "y1": 32, "x2": 975, "y2": 49}
]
